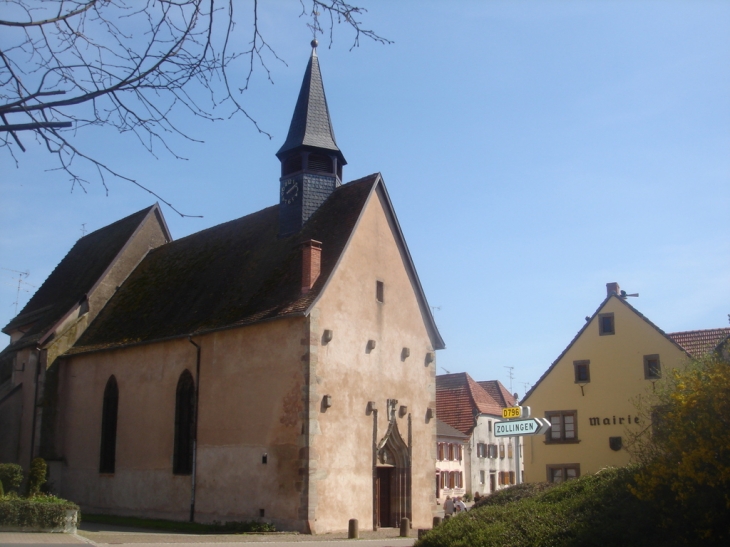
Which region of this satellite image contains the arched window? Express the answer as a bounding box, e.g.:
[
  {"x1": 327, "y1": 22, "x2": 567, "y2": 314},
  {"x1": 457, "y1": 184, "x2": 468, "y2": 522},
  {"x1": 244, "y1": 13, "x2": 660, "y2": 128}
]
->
[
  {"x1": 173, "y1": 370, "x2": 196, "y2": 475},
  {"x1": 99, "y1": 376, "x2": 119, "y2": 473}
]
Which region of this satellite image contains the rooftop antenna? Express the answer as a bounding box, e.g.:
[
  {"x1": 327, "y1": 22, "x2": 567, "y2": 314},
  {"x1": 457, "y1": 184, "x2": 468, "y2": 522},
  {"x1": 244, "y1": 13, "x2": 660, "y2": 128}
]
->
[
  {"x1": 2, "y1": 268, "x2": 34, "y2": 315},
  {"x1": 440, "y1": 366, "x2": 451, "y2": 374},
  {"x1": 620, "y1": 290, "x2": 639, "y2": 299},
  {"x1": 504, "y1": 366, "x2": 514, "y2": 392},
  {"x1": 80, "y1": 223, "x2": 87, "y2": 237}
]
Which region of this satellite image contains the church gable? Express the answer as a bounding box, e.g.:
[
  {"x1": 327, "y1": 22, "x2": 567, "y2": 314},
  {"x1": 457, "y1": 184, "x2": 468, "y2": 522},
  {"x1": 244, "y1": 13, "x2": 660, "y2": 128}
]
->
[{"x1": 2, "y1": 205, "x2": 170, "y2": 353}]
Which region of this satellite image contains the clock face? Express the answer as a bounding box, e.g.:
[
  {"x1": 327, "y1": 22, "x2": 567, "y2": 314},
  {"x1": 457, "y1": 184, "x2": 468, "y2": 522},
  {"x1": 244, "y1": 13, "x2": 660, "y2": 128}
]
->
[{"x1": 281, "y1": 179, "x2": 299, "y2": 205}]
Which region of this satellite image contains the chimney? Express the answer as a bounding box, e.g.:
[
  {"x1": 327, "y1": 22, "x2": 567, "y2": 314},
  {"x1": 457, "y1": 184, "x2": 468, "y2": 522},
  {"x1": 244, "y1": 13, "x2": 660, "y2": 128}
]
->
[
  {"x1": 301, "y1": 240, "x2": 322, "y2": 294},
  {"x1": 606, "y1": 282, "x2": 620, "y2": 297}
]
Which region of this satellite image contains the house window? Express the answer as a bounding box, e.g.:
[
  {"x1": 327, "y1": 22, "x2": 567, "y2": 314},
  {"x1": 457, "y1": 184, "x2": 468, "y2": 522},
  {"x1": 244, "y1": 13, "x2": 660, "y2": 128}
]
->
[
  {"x1": 99, "y1": 376, "x2": 119, "y2": 474},
  {"x1": 440, "y1": 471, "x2": 446, "y2": 489},
  {"x1": 456, "y1": 444, "x2": 462, "y2": 461},
  {"x1": 376, "y1": 280, "x2": 384, "y2": 303},
  {"x1": 173, "y1": 370, "x2": 196, "y2": 475},
  {"x1": 477, "y1": 442, "x2": 486, "y2": 458},
  {"x1": 437, "y1": 443, "x2": 445, "y2": 461},
  {"x1": 499, "y1": 444, "x2": 505, "y2": 459},
  {"x1": 644, "y1": 354, "x2": 661, "y2": 379},
  {"x1": 546, "y1": 410, "x2": 578, "y2": 443},
  {"x1": 489, "y1": 444, "x2": 498, "y2": 459},
  {"x1": 488, "y1": 420, "x2": 492, "y2": 432},
  {"x1": 489, "y1": 471, "x2": 496, "y2": 492},
  {"x1": 574, "y1": 360, "x2": 590, "y2": 383},
  {"x1": 598, "y1": 313, "x2": 614, "y2": 335},
  {"x1": 508, "y1": 443, "x2": 513, "y2": 459},
  {"x1": 509, "y1": 471, "x2": 516, "y2": 485},
  {"x1": 480, "y1": 470, "x2": 485, "y2": 484},
  {"x1": 547, "y1": 464, "x2": 580, "y2": 483}
]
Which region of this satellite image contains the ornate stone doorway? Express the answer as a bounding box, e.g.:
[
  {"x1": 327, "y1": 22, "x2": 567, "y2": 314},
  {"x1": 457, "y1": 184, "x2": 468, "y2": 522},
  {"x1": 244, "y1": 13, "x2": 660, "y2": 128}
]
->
[{"x1": 374, "y1": 414, "x2": 411, "y2": 529}]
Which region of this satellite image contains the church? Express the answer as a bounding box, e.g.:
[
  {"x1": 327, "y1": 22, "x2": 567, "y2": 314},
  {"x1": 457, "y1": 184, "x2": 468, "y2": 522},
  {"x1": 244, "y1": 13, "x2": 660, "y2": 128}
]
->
[{"x1": 0, "y1": 42, "x2": 445, "y2": 533}]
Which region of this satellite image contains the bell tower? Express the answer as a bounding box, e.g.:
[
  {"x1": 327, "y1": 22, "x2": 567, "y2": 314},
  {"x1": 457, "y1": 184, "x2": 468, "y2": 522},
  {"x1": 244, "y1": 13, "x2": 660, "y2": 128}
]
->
[{"x1": 276, "y1": 40, "x2": 347, "y2": 237}]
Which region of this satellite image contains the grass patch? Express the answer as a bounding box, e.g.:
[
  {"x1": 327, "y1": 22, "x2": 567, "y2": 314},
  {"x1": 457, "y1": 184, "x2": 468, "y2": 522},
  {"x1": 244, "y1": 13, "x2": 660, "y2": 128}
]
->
[
  {"x1": 417, "y1": 466, "x2": 683, "y2": 547},
  {"x1": 82, "y1": 513, "x2": 276, "y2": 534}
]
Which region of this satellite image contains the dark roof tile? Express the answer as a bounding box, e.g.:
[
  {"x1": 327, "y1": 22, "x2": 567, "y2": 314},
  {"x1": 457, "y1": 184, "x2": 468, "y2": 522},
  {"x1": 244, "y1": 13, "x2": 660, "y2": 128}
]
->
[{"x1": 69, "y1": 176, "x2": 378, "y2": 354}]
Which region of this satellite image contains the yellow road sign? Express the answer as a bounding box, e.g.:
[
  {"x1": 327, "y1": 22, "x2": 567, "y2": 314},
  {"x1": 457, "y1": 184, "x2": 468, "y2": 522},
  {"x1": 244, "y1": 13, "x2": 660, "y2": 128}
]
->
[{"x1": 502, "y1": 407, "x2": 522, "y2": 419}]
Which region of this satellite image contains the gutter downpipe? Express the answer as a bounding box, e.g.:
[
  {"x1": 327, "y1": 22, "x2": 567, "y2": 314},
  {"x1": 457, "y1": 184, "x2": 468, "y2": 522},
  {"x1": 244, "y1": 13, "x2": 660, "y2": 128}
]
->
[
  {"x1": 188, "y1": 336, "x2": 201, "y2": 522},
  {"x1": 29, "y1": 346, "x2": 42, "y2": 468}
]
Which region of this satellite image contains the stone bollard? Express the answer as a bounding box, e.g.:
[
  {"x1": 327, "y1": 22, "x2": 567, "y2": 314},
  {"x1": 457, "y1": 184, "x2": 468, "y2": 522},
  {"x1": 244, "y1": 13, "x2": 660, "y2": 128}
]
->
[
  {"x1": 418, "y1": 528, "x2": 429, "y2": 539},
  {"x1": 432, "y1": 516, "x2": 442, "y2": 528},
  {"x1": 348, "y1": 519, "x2": 359, "y2": 539},
  {"x1": 400, "y1": 517, "x2": 410, "y2": 537}
]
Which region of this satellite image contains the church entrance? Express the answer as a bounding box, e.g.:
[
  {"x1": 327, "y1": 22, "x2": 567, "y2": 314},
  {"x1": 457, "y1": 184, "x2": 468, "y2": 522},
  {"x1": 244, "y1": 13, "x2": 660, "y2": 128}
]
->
[
  {"x1": 376, "y1": 467, "x2": 393, "y2": 528},
  {"x1": 374, "y1": 414, "x2": 411, "y2": 529}
]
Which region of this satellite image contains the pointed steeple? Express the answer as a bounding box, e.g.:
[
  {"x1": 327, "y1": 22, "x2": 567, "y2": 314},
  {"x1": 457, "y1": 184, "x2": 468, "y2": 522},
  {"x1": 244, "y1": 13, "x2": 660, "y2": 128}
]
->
[
  {"x1": 276, "y1": 41, "x2": 346, "y2": 166},
  {"x1": 277, "y1": 41, "x2": 347, "y2": 237}
]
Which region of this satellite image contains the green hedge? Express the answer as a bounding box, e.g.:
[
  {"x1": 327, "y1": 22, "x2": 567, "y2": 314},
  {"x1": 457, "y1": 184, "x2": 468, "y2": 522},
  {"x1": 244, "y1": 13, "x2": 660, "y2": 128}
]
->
[{"x1": 0, "y1": 495, "x2": 79, "y2": 530}]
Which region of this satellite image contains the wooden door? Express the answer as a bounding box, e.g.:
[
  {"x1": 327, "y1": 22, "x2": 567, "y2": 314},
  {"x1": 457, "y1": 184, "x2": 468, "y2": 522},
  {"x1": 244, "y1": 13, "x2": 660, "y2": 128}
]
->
[{"x1": 376, "y1": 467, "x2": 392, "y2": 527}]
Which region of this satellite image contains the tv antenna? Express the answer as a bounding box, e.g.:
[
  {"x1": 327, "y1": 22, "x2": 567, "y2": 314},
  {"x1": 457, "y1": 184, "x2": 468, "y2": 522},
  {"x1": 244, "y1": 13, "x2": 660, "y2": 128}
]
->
[
  {"x1": 504, "y1": 366, "x2": 515, "y2": 392},
  {"x1": 81, "y1": 223, "x2": 87, "y2": 237},
  {"x1": 2, "y1": 268, "x2": 35, "y2": 315},
  {"x1": 440, "y1": 366, "x2": 451, "y2": 374}
]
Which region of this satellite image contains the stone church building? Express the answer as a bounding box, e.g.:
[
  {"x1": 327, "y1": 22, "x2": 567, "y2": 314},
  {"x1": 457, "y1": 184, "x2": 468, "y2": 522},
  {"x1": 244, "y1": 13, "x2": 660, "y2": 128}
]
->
[{"x1": 0, "y1": 43, "x2": 445, "y2": 533}]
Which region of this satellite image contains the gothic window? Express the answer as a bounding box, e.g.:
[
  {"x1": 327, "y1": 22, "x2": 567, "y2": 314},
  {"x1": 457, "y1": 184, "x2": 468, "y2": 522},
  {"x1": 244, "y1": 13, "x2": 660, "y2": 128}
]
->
[
  {"x1": 99, "y1": 376, "x2": 119, "y2": 474},
  {"x1": 173, "y1": 370, "x2": 196, "y2": 475}
]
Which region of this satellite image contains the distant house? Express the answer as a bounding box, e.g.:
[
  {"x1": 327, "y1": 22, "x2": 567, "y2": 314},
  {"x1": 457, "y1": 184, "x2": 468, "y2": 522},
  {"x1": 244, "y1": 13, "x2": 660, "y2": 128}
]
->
[
  {"x1": 0, "y1": 44, "x2": 445, "y2": 533},
  {"x1": 435, "y1": 419, "x2": 468, "y2": 503},
  {"x1": 436, "y1": 373, "x2": 519, "y2": 497},
  {"x1": 521, "y1": 282, "x2": 730, "y2": 484}
]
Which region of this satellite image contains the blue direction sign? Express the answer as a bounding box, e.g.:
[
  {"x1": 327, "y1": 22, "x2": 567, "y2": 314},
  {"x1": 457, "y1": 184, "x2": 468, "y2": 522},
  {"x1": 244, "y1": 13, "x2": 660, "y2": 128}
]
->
[{"x1": 494, "y1": 417, "x2": 551, "y2": 437}]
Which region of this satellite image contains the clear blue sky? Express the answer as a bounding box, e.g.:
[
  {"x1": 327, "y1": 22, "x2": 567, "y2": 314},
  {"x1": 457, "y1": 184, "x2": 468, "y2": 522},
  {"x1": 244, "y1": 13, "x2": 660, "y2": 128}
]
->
[{"x1": 1, "y1": 1, "x2": 728, "y2": 399}]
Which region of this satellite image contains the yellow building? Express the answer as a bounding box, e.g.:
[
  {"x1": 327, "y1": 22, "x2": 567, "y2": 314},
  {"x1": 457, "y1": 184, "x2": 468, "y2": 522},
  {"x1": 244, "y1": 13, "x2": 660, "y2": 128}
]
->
[{"x1": 522, "y1": 282, "x2": 730, "y2": 483}]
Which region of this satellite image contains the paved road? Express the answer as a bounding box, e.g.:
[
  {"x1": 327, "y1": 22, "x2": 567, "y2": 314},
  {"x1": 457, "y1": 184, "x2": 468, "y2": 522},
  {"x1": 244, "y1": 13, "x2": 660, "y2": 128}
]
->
[{"x1": 0, "y1": 527, "x2": 417, "y2": 547}]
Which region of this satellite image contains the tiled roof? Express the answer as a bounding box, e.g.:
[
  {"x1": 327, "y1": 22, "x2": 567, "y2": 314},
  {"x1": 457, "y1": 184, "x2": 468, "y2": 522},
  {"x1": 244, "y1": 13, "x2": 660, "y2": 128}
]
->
[
  {"x1": 436, "y1": 419, "x2": 468, "y2": 439},
  {"x1": 667, "y1": 328, "x2": 730, "y2": 358},
  {"x1": 2, "y1": 206, "x2": 157, "y2": 345},
  {"x1": 68, "y1": 176, "x2": 378, "y2": 354},
  {"x1": 276, "y1": 48, "x2": 344, "y2": 163},
  {"x1": 477, "y1": 380, "x2": 517, "y2": 407},
  {"x1": 436, "y1": 373, "x2": 504, "y2": 435}
]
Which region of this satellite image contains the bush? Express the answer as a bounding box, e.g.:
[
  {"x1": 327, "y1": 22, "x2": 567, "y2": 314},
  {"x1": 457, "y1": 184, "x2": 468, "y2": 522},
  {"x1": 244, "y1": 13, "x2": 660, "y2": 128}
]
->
[
  {"x1": 0, "y1": 463, "x2": 24, "y2": 494},
  {"x1": 627, "y1": 353, "x2": 730, "y2": 543},
  {"x1": 26, "y1": 458, "x2": 47, "y2": 497},
  {"x1": 0, "y1": 495, "x2": 79, "y2": 530},
  {"x1": 416, "y1": 467, "x2": 675, "y2": 547}
]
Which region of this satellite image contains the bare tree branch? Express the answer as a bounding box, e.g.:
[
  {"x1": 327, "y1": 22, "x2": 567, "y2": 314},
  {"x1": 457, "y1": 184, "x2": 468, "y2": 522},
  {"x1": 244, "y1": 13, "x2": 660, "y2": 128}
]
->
[{"x1": 1, "y1": 0, "x2": 388, "y2": 217}]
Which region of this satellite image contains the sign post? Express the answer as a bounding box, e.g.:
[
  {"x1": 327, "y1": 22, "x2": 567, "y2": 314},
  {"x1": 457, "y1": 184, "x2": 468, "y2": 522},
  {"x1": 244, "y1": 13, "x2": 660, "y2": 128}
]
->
[{"x1": 494, "y1": 417, "x2": 550, "y2": 437}]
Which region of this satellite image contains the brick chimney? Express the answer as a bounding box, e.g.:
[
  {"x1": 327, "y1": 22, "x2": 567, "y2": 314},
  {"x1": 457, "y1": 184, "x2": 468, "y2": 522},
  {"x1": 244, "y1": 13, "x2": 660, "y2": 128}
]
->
[
  {"x1": 606, "y1": 282, "x2": 620, "y2": 297},
  {"x1": 301, "y1": 240, "x2": 322, "y2": 294}
]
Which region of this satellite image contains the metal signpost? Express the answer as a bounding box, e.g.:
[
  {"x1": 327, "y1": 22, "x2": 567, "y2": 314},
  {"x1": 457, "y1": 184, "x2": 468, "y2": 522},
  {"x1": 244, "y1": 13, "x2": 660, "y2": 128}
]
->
[{"x1": 497, "y1": 407, "x2": 552, "y2": 485}]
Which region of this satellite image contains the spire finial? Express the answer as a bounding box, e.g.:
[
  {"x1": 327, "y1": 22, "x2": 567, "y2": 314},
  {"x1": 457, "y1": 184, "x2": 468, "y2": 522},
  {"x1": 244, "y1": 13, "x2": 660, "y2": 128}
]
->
[{"x1": 311, "y1": 38, "x2": 319, "y2": 49}]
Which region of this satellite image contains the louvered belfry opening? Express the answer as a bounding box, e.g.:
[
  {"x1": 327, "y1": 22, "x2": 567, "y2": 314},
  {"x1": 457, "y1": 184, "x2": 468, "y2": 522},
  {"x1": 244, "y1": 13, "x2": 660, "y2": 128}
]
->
[
  {"x1": 99, "y1": 375, "x2": 119, "y2": 473},
  {"x1": 307, "y1": 153, "x2": 333, "y2": 174},
  {"x1": 173, "y1": 370, "x2": 196, "y2": 475},
  {"x1": 282, "y1": 154, "x2": 302, "y2": 177}
]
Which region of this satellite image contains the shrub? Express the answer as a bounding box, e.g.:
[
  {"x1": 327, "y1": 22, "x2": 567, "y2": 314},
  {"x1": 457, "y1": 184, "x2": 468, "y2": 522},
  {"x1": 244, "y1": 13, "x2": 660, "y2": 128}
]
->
[
  {"x1": 26, "y1": 458, "x2": 47, "y2": 497},
  {"x1": 0, "y1": 495, "x2": 79, "y2": 530},
  {"x1": 0, "y1": 463, "x2": 24, "y2": 494}
]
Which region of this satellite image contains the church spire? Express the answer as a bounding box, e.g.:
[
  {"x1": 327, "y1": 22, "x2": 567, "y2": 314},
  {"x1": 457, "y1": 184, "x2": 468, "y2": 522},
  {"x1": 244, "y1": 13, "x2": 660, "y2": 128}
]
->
[
  {"x1": 277, "y1": 40, "x2": 347, "y2": 237},
  {"x1": 276, "y1": 40, "x2": 346, "y2": 166}
]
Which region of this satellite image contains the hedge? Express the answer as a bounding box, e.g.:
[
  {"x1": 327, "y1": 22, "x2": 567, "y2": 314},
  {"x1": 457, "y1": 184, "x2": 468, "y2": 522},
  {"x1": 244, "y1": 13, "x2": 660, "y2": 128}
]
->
[{"x1": 0, "y1": 495, "x2": 79, "y2": 530}]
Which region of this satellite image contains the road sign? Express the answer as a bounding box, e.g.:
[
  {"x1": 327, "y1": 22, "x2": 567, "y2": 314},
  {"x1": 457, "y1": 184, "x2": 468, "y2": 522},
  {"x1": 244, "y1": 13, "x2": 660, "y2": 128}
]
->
[
  {"x1": 502, "y1": 406, "x2": 530, "y2": 419},
  {"x1": 494, "y1": 417, "x2": 551, "y2": 437}
]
